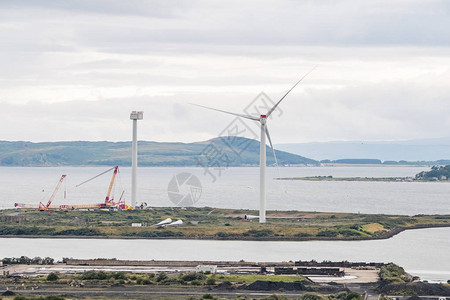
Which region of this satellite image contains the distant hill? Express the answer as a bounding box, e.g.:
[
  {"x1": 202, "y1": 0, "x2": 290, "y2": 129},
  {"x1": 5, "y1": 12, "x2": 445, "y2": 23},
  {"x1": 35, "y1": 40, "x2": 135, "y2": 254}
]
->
[
  {"x1": 276, "y1": 137, "x2": 450, "y2": 162},
  {"x1": 0, "y1": 137, "x2": 318, "y2": 167}
]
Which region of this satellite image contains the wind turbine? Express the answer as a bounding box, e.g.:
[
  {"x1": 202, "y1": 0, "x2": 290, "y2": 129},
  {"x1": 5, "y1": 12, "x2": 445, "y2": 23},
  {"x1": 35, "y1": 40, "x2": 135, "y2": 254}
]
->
[{"x1": 193, "y1": 68, "x2": 315, "y2": 223}]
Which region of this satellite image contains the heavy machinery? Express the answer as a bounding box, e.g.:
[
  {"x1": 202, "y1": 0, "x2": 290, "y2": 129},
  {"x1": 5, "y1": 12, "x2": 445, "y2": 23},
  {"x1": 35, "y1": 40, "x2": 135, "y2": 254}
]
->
[
  {"x1": 76, "y1": 166, "x2": 132, "y2": 210},
  {"x1": 15, "y1": 174, "x2": 67, "y2": 210},
  {"x1": 15, "y1": 167, "x2": 132, "y2": 211},
  {"x1": 39, "y1": 174, "x2": 67, "y2": 211}
]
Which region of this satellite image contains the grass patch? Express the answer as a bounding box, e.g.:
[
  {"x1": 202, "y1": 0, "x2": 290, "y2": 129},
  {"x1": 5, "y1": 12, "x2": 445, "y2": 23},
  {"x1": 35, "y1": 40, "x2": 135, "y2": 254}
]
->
[
  {"x1": 380, "y1": 263, "x2": 410, "y2": 283},
  {"x1": 361, "y1": 223, "x2": 387, "y2": 234}
]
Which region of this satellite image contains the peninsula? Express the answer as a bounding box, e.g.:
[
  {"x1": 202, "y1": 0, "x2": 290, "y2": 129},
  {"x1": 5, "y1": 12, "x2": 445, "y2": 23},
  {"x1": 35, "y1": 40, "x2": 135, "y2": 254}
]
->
[{"x1": 1, "y1": 207, "x2": 448, "y2": 241}]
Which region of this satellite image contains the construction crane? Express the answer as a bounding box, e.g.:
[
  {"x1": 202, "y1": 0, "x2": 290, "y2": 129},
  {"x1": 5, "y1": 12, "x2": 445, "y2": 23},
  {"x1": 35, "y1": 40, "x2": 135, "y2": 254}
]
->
[
  {"x1": 76, "y1": 166, "x2": 130, "y2": 209},
  {"x1": 105, "y1": 166, "x2": 118, "y2": 206},
  {"x1": 39, "y1": 175, "x2": 67, "y2": 211}
]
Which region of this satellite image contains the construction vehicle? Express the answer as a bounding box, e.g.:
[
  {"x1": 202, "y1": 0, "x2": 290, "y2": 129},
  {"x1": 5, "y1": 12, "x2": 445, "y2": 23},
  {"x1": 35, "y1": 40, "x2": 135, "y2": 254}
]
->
[
  {"x1": 15, "y1": 175, "x2": 67, "y2": 211},
  {"x1": 76, "y1": 166, "x2": 132, "y2": 210},
  {"x1": 39, "y1": 175, "x2": 67, "y2": 211}
]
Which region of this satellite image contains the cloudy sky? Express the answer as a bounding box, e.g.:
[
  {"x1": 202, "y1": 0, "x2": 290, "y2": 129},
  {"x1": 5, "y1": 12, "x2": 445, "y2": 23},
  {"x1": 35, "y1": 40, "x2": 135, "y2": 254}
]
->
[{"x1": 1, "y1": 0, "x2": 449, "y2": 144}]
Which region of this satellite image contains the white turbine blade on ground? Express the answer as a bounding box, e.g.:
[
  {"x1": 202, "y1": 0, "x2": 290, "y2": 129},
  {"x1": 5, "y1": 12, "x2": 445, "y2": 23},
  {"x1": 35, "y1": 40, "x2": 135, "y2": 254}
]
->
[
  {"x1": 190, "y1": 103, "x2": 259, "y2": 121},
  {"x1": 265, "y1": 126, "x2": 278, "y2": 167},
  {"x1": 266, "y1": 66, "x2": 317, "y2": 117}
]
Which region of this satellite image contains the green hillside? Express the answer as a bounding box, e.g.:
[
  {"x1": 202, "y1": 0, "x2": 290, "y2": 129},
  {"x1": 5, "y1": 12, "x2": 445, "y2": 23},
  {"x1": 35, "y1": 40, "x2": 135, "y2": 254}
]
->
[{"x1": 0, "y1": 137, "x2": 318, "y2": 167}]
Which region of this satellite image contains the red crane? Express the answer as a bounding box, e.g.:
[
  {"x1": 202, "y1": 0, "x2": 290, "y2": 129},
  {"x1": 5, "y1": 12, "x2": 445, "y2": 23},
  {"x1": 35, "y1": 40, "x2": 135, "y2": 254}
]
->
[
  {"x1": 76, "y1": 166, "x2": 122, "y2": 208},
  {"x1": 39, "y1": 175, "x2": 67, "y2": 211},
  {"x1": 105, "y1": 166, "x2": 119, "y2": 206}
]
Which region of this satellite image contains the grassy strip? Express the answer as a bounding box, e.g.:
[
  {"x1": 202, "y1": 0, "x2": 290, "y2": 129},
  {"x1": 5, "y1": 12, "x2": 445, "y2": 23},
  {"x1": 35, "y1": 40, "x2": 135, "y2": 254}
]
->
[{"x1": 0, "y1": 207, "x2": 448, "y2": 241}]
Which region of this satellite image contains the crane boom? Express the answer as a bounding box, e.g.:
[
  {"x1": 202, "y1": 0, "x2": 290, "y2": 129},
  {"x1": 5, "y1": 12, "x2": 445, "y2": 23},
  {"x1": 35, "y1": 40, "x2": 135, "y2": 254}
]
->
[
  {"x1": 39, "y1": 175, "x2": 66, "y2": 211},
  {"x1": 105, "y1": 166, "x2": 119, "y2": 205},
  {"x1": 76, "y1": 166, "x2": 116, "y2": 187},
  {"x1": 75, "y1": 166, "x2": 122, "y2": 208}
]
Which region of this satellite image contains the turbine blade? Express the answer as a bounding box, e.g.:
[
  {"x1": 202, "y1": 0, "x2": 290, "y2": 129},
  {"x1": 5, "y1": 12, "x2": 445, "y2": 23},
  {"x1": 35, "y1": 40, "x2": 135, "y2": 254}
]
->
[
  {"x1": 265, "y1": 126, "x2": 278, "y2": 166},
  {"x1": 266, "y1": 65, "x2": 317, "y2": 117},
  {"x1": 190, "y1": 103, "x2": 259, "y2": 121}
]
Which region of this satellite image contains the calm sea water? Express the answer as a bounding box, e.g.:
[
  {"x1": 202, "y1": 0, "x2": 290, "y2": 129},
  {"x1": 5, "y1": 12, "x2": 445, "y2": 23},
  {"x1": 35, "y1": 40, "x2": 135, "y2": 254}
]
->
[
  {"x1": 0, "y1": 227, "x2": 448, "y2": 282},
  {"x1": 0, "y1": 166, "x2": 448, "y2": 215}
]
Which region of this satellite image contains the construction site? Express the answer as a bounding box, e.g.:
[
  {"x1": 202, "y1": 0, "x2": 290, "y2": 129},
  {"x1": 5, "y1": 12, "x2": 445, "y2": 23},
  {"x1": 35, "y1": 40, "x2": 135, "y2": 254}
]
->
[{"x1": 14, "y1": 166, "x2": 135, "y2": 212}]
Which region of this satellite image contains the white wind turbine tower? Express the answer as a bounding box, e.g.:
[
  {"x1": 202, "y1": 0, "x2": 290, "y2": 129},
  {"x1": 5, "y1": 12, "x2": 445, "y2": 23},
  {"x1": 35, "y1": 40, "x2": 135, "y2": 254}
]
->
[{"x1": 193, "y1": 68, "x2": 315, "y2": 223}]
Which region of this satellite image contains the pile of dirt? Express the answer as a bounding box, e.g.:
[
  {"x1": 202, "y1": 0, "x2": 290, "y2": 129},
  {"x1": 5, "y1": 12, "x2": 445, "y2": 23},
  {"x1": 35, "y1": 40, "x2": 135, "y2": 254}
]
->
[
  {"x1": 376, "y1": 281, "x2": 450, "y2": 296},
  {"x1": 2, "y1": 290, "x2": 16, "y2": 296}
]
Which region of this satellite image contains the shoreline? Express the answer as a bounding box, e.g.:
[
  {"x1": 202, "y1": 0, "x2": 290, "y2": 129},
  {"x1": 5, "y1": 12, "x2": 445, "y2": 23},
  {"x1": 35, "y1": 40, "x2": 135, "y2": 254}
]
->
[
  {"x1": 276, "y1": 176, "x2": 450, "y2": 182},
  {"x1": 0, "y1": 223, "x2": 448, "y2": 242}
]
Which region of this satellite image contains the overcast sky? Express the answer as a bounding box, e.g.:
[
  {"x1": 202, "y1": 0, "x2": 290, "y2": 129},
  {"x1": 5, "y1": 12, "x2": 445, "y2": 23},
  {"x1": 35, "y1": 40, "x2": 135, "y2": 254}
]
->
[{"x1": 1, "y1": 0, "x2": 449, "y2": 143}]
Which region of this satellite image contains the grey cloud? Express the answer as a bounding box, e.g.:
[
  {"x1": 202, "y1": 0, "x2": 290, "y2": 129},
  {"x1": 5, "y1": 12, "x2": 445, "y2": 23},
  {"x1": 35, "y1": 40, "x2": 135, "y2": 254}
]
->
[
  {"x1": 3, "y1": 76, "x2": 449, "y2": 143},
  {"x1": 0, "y1": 0, "x2": 188, "y2": 18},
  {"x1": 1, "y1": 0, "x2": 450, "y2": 143},
  {"x1": 1, "y1": 0, "x2": 450, "y2": 54}
]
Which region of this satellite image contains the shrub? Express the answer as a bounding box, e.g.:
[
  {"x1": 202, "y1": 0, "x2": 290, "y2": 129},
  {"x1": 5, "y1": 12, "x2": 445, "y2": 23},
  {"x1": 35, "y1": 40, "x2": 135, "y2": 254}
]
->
[
  {"x1": 243, "y1": 229, "x2": 274, "y2": 237},
  {"x1": 80, "y1": 270, "x2": 109, "y2": 280},
  {"x1": 217, "y1": 232, "x2": 230, "y2": 238},
  {"x1": 380, "y1": 263, "x2": 408, "y2": 282},
  {"x1": 158, "y1": 277, "x2": 180, "y2": 285},
  {"x1": 54, "y1": 228, "x2": 104, "y2": 236},
  {"x1": 295, "y1": 232, "x2": 312, "y2": 237},
  {"x1": 46, "y1": 272, "x2": 59, "y2": 281},
  {"x1": 113, "y1": 271, "x2": 127, "y2": 280},
  {"x1": 300, "y1": 292, "x2": 327, "y2": 300},
  {"x1": 222, "y1": 280, "x2": 232, "y2": 286},
  {"x1": 263, "y1": 295, "x2": 289, "y2": 300},
  {"x1": 191, "y1": 279, "x2": 202, "y2": 285},
  {"x1": 206, "y1": 278, "x2": 216, "y2": 285},
  {"x1": 156, "y1": 272, "x2": 168, "y2": 282},
  {"x1": 317, "y1": 230, "x2": 338, "y2": 237},
  {"x1": 339, "y1": 229, "x2": 362, "y2": 237},
  {"x1": 335, "y1": 291, "x2": 348, "y2": 299},
  {"x1": 182, "y1": 272, "x2": 206, "y2": 281},
  {"x1": 346, "y1": 292, "x2": 362, "y2": 300},
  {"x1": 44, "y1": 296, "x2": 66, "y2": 300}
]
